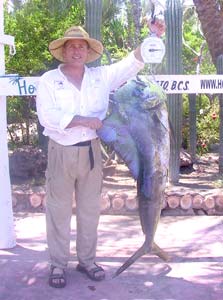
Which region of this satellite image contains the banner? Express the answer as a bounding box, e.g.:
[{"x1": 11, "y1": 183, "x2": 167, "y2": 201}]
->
[
  {"x1": 1, "y1": 74, "x2": 223, "y2": 96},
  {"x1": 154, "y1": 75, "x2": 223, "y2": 94},
  {"x1": 0, "y1": 75, "x2": 38, "y2": 96}
]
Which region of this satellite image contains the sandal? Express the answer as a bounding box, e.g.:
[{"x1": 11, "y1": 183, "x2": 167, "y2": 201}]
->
[
  {"x1": 76, "y1": 263, "x2": 105, "y2": 281},
  {"x1": 49, "y1": 265, "x2": 66, "y2": 288}
]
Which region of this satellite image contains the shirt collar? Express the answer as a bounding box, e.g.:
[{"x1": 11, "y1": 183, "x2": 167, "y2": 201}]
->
[{"x1": 58, "y1": 64, "x2": 89, "y2": 79}]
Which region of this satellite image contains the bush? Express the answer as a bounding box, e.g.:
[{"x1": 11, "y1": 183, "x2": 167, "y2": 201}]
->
[{"x1": 182, "y1": 94, "x2": 220, "y2": 155}]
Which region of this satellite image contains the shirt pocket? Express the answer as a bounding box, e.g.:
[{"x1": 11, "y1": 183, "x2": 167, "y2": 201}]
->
[
  {"x1": 54, "y1": 89, "x2": 77, "y2": 113},
  {"x1": 87, "y1": 83, "x2": 107, "y2": 114}
]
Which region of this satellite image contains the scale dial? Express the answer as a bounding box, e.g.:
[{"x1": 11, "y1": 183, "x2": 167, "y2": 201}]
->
[{"x1": 141, "y1": 36, "x2": 165, "y2": 64}]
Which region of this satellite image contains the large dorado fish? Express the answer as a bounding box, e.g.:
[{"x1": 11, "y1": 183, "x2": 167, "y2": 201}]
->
[{"x1": 97, "y1": 76, "x2": 170, "y2": 277}]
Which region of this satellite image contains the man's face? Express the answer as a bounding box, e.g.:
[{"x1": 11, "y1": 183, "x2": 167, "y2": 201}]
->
[{"x1": 62, "y1": 39, "x2": 90, "y2": 65}]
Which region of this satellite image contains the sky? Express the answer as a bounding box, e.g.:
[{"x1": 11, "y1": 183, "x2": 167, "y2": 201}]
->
[
  {"x1": 183, "y1": 0, "x2": 194, "y2": 5},
  {"x1": 147, "y1": 0, "x2": 194, "y2": 20},
  {"x1": 156, "y1": 0, "x2": 194, "y2": 9},
  {"x1": 163, "y1": 0, "x2": 194, "y2": 5}
]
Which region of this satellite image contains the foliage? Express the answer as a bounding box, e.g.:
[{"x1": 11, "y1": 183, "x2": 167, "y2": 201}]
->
[
  {"x1": 182, "y1": 94, "x2": 220, "y2": 154},
  {"x1": 5, "y1": 0, "x2": 85, "y2": 75},
  {"x1": 7, "y1": 95, "x2": 37, "y2": 147},
  {"x1": 196, "y1": 97, "x2": 220, "y2": 154},
  {"x1": 4, "y1": 0, "x2": 85, "y2": 148},
  {"x1": 182, "y1": 7, "x2": 215, "y2": 75},
  {"x1": 102, "y1": 19, "x2": 129, "y2": 62},
  {"x1": 102, "y1": 0, "x2": 124, "y2": 22},
  {"x1": 182, "y1": 6, "x2": 219, "y2": 154},
  {"x1": 101, "y1": 0, "x2": 146, "y2": 62}
]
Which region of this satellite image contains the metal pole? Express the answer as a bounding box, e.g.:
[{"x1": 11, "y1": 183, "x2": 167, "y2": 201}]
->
[{"x1": 0, "y1": 0, "x2": 16, "y2": 249}]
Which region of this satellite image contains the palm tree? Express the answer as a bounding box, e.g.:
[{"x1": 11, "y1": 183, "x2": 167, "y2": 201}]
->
[
  {"x1": 193, "y1": 0, "x2": 223, "y2": 174},
  {"x1": 193, "y1": 0, "x2": 223, "y2": 65}
]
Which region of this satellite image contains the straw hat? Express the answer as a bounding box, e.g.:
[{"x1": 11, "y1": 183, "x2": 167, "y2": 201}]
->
[{"x1": 49, "y1": 26, "x2": 103, "y2": 63}]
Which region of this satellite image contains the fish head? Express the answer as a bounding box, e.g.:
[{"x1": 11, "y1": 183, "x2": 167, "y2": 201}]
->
[{"x1": 138, "y1": 79, "x2": 167, "y2": 110}]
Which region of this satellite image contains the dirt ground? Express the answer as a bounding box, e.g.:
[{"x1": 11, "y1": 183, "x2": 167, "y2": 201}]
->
[
  {"x1": 1, "y1": 214, "x2": 222, "y2": 300},
  {"x1": 178, "y1": 152, "x2": 221, "y2": 190},
  {"x1": 11, "y1": 151, "x2": 222, "y2": 196},
  {"x1": 103, "y1": 152, "x2": 222, "y2": 193},
  {"x1": 3, "y1": 152, "x2": 223, "y2": 300}
]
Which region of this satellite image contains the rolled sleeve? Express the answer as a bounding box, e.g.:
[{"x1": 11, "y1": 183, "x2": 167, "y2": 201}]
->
[{"x1": 104, "y1": 52, "x2": 145, "y2": 91}]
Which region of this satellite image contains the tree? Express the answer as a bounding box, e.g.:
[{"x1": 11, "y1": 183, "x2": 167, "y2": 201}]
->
[
  {"x1": 193, "y1": 0, "x2": 223, "y2": 65},
  {"x1": 193, "y1": 0, "x2": 223, "y2": 174},
  {"x1": 182, "y1": 6, "x2": 215, "y2": 160},
  {"x1": 5, "y1": 0, "x2": 85, "y2": 149},
  {"x1": 125, "y1": 0, "x2": 142, "y2": 47}
]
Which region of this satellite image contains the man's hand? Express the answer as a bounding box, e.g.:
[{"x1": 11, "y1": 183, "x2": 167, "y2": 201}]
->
[
  {"x1": 148, "y1": 18, "x2": 165, "y2": 38},
  {"x1": 83, "y1": 116, "x2": 103, "y2": 130},
  {"x1": 66, "y1": 115, "x2": 102, "y2": 130}
]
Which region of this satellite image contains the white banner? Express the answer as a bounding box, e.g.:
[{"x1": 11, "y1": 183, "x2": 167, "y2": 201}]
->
[
  {"x1": 154, "y1": 75, "x2": 223, "y2": 94},
  {"x1": 0, "y1": 75, "x2": 38, "y2": 96},
  {"x1": 1, "y1": 74, "x2": 223, "y2": 96}
]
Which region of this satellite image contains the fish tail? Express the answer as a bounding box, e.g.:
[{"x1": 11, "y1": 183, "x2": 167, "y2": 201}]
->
[
  {"x1": 152, "y1": 242, "x2": 170, "y2": 262},
  {"x1": 112, "y1": 244, "x2": 146, "y2": 278},
  {"x1": 112, "y1": 241, "x2": 170, "y2": 278}
]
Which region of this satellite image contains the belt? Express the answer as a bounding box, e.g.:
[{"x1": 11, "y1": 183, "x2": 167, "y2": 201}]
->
[
  {"x1": 72, "y1": 141, "x2": 91, "y2": 147},
  {"x1": 71, "y1": 140, "x2": 94, "y2": 170}
]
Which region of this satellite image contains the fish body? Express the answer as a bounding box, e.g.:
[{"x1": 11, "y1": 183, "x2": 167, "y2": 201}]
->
[{"x1": 97, "y1": 76, "x2": 170, "y2": 277}]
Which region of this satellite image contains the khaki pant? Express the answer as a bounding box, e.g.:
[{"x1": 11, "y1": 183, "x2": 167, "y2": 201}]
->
[{"x1": 46, "y1": 138, "x2": 102, "y2": 269}]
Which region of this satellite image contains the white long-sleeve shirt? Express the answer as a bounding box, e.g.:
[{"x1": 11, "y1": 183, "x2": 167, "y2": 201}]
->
[{"x1": 36, "y1": 52, "x2": 144, "y2": 145}]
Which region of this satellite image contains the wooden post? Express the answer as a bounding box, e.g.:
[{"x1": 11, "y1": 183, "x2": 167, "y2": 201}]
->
[
  {"x1": 0, "y1": 0, "x2": 16, "y2": 249},
  {"x1": 189, "y1": 94, "x2": 197, "y2": 162}
]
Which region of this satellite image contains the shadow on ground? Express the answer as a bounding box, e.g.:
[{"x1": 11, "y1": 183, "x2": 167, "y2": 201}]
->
[{"x1": 0, "y1": 214, "x2": 222, "y2": 300}]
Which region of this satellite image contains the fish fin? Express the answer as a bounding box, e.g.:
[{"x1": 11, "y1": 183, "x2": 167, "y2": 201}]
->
[
  {"x1": 111, "y1": 127, "x2": 140, "y2": 179},
  {"x1": 152, "y1": 242, "x2": 170, "y2": 262},
  {"x1": 97, "y1": 125, "x2": 117, "y2": 143},
  {"x1": 112, "y1": 244, "x2": 146, "y2": 278}
]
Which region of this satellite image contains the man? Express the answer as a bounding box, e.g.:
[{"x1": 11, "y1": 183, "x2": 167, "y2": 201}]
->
[{"x1": 36, "y1": 25, "x2": 144, "y2": 288}]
